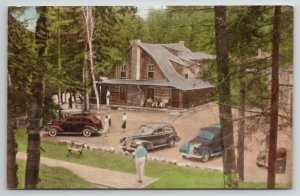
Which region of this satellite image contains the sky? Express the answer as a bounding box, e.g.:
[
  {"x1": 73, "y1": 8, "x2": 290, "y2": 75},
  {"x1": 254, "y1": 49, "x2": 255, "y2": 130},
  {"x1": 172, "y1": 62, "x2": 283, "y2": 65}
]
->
[{"x1": 18, "y1": 5, "x2": 166, "y2": 32}]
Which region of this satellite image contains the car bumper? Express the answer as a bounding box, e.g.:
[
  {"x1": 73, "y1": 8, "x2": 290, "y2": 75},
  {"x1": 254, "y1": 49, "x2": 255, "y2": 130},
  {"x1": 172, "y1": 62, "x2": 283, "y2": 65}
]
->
[
  {"x1": 43, "y1": 125, "x2": 51, "y2": 132},
  {"x1": 122, "y1": 145, "x2": 136, "y2": 151},
  {"x1": 92, "y1": 130, "x2": 103, "y2": 135},
  {"x1": 181, "y1": 153, "x2": 204, "y2": 159}
]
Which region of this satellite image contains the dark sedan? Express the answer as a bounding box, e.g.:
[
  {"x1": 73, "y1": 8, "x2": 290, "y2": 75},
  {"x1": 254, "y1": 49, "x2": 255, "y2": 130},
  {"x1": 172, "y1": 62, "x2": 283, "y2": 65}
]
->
[
  {"x1": 45, "y1": 113, "x2": 103, "y2": 137},
  {"x1": 179, "y1": 126, "x2": 223, "y2": 162},
  {"x1": 120, "y1": 122, "x2": 180, "y2": 151}
]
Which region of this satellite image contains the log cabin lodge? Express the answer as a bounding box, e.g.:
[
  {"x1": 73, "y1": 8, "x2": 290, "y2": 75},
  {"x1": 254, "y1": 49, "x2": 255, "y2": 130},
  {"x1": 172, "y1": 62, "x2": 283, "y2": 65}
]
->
[{"x1": 98, "y1": 40, "x2": 215, "y2": 109}]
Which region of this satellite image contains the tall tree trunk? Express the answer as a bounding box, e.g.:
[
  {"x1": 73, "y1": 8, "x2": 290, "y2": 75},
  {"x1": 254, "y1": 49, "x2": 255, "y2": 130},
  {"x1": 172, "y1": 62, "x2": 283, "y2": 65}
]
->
[
  {"x1": 214, "y1": 6, "x2": 238, "y2": 188},
  {"x1": 237, "y1": 75, "x2": 245, "y2": 181},
  {"x1": 83, "y1": 43, "x2": 89, "y2": 111},
  {"x1": 267, "y1": 6, "x2": 281, "y2": 188},
  {"x1": 25, "y1": 7, "x2": 48, "y2": 189},
  {"x1": 7, "y1": 69, "x2": 18, "y2": 188},
  {"x1": 7, "y1": 118, "x2": 18, "y2": 189},
  {"x1": 57, "y1": 7, "x2": 62, "y2": 107},
  {"x1": 83, "y1": 6, "x2": 100, "y2": 110}
]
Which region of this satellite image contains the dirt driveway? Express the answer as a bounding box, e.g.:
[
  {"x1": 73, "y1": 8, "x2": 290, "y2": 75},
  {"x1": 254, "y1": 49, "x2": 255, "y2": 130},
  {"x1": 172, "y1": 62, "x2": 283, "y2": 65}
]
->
[{"x1": 42, "y1": 103, "x2": 292, "y2": 185}]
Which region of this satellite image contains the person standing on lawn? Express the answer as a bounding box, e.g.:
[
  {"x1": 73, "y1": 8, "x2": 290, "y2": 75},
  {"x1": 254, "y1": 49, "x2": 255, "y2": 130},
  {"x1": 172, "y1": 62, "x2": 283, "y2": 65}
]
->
[
  {"x1": 103, "y1": 115, "x2": 109, "y2": 137},
  {"x1": 107, "y1": 111, "x2": 111, "y2": 130},
  {"x1": 132, "y1": 142, "x2": 148, "y2": 183},
  {"x1": 121, "y1": 113, "x2": 127, "y2": 133}
]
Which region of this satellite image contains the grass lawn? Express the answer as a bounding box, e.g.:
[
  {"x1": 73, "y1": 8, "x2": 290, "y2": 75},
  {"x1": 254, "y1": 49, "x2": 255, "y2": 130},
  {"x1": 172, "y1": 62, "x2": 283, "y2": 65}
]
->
[
  {"x1": 16, "y1": 129, "x2": 290, "y2": 189},
  {"x1": 17, "y1": 160, "x2": 94, "y2": 189}
]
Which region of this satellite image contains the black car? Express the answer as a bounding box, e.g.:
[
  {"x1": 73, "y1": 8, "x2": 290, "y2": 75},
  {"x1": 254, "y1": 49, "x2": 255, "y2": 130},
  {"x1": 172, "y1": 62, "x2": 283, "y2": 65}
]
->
[
  {"x1": 179, "y1": 125, "x2": 223, "y2": 162},
  {"x1": 120, "y1": 122, "x2": 180, "y2": 151}
]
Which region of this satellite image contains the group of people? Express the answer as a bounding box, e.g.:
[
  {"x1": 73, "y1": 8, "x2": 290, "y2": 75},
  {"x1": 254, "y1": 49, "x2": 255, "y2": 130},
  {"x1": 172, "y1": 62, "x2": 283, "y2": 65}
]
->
[
  {"x1": 101, "y1": 112, "x2": 127, "y2": 137},
  {"x1": 146, "y1": 97, "x2": 169, "y2": 108}
]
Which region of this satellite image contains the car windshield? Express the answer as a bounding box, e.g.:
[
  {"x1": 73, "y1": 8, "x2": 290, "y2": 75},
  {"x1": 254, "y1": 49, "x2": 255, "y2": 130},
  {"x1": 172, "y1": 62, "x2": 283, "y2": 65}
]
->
[
  {"x1": 197, "y1": 131, "x2": 215, "y2": 141},
  {"x1": 88, "y1": 115, "x2": 99, "y2": 122},
  {"x1": 65, "y1": 117, "x2": 75, "y2": 122},
  {"x1": 138, "y1": 125, "x2": 154, "y2": 134}
]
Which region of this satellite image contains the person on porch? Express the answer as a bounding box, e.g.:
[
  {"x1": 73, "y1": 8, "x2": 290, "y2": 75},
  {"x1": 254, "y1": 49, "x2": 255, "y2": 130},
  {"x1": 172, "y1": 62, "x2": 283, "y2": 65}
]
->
[{"x1": 106, "y1": 89, "x2": 110, "y2": 106}]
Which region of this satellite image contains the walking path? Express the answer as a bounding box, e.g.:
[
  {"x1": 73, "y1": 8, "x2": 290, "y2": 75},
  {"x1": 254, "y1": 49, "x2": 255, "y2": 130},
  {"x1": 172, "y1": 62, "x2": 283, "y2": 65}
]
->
[{"x1": 17, "y1": 152, "x2": 158, "y2": 189}]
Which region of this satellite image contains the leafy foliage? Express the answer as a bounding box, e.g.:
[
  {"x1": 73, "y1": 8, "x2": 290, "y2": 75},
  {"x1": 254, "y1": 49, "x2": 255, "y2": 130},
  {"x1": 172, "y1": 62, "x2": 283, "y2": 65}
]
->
[{"x1": 8, "y1": 7, "x2": 36, "y2": 117}]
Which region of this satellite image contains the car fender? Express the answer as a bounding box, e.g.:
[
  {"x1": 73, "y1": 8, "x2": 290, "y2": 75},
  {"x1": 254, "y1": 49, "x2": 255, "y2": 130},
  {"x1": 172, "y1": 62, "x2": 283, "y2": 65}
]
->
[
  {"x1": 44, "y1": 124, "x2": 52, "y2": 132},
  {"x1": 168, "y1": 135, "x2": 181, "y2": 142},
  {"x1": 49, "y1": 125, "x2": 63, "y2": 132},
  {"x1": 135, "y1": 139, "x2": 153, "y2": 149},
  {"x1": 196, "y1": 146, "x2": 212, "y2": 155},
  {"x1": 84, "y1": 125, "x2": 97, "y2": 131}
]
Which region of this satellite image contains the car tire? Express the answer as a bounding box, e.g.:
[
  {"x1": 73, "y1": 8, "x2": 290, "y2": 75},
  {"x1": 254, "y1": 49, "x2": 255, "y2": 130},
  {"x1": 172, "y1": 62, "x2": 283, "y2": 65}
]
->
[
  {"x1": 48, "y1": 128, "x2": 57, "y2": 137},
  {"x1": 199, "y1": 148, "x2": 211, "y2": 162},
  {"x1": 275, "y1": 160, "x2": 286, "y2": 173},
  {"x1": 82, "y1": 128, "x2": 92, "y2": 137},
  {"x1": 142, "y1": 144, "x2": 148, "y2": 150},
  {"x1": 168, "y1": 138, "x2": 176, "y2": 148}
]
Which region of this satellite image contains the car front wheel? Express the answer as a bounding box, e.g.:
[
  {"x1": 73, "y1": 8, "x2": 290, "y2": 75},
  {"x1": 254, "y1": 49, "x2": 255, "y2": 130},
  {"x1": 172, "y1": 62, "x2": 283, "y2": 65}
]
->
[
  {"x1": 82, "y1": 128, "x2": 92, "y2": 137},
  {"x1": 48, "y1": 128, "x2": 57, "y2": 137},
  {"x1": 168, "y1": 138, "x2": 176, "y2": 148},
  {"x1": 199, "y1": 149, "x2": 211, "y2": 162}
]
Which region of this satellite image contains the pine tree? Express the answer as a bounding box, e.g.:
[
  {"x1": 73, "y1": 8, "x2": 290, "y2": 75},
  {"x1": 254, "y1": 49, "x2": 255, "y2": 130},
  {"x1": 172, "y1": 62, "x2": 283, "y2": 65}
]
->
[
  {"x1": 25, "y1": 6, "x2": 48, "y2": 189},
  {"x1": 214, "y1": 6, "x2": 238, "y2": 188},
  {"x1": 8, "y1": 7, "x2": 36, "y2": 189},
  {"x1": 267, "y1": 6, "x2": 281, "y2": 188}
]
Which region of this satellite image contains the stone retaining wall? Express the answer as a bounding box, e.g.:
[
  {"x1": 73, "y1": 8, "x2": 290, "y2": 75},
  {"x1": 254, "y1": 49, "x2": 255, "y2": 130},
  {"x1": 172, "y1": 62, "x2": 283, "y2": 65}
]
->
[{"x1": 59, "y1": 139, "x2": 222, "y2": 172}]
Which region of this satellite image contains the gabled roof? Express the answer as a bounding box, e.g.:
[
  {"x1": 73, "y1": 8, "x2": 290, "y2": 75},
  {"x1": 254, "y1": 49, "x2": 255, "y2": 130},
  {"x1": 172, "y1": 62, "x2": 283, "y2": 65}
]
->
[
  {"x1": 138, "y1": 42, "x2": 213, "y2": 90},
  {"x1": 180, "y1": 52, "x2": 215, "y2": 61},
  {"x1": 162, "y1": 43, "x2": 192, "y2": 53},
  {"x1": 102, "y1": 41, "x2": 214, "y2": 91}
]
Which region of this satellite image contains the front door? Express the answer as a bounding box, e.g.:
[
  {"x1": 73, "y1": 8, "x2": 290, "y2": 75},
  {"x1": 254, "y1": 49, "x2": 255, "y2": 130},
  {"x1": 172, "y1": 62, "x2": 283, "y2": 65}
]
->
[
  {"x1": 152, "y1": 128, "x2": 167, "y2": 145},
  {"x1": 101, "y1": 86, "x2": 109, "y2": 104},
  {"x1": 62, "y1": 117, "x2": 82, "y2": 132},
  {"x1": 147, "y1": 88, "x2": 154, "y2": 99},
  {"x1": 171, "y1": 89, "x2": 179, "y2": 107}
]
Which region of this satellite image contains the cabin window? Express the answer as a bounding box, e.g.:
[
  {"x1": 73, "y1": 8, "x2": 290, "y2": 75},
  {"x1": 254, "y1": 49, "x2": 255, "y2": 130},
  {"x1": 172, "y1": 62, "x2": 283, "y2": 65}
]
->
[
  {"x1": 120, "y1": 65, "x2": 126, "y2": 79},
  {"x1": 120, "y1": 87, "x2": 126, "y2": 100},
  {"x1": 148, "y1": 64, "x2": 154, "y2": 79}
]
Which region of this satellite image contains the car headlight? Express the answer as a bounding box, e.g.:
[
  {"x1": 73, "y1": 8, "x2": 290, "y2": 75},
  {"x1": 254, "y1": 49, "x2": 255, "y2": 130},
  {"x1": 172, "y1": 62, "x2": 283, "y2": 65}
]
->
[
  {"x1": 132, "y1": 139, "x2": 138, "y2": 144},
  {"x1": 132, "y1": 139, "x2": 142, "y2": 146}
]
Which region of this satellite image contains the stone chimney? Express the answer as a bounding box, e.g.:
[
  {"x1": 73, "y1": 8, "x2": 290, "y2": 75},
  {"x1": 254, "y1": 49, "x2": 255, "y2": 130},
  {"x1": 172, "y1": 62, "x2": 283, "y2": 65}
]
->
[
  {"x1": 178, "y1": 41, "x2": 185, "y2": 46},
  {"x1": 131, "y1": 40, "x2": 141, "y2": 80}
]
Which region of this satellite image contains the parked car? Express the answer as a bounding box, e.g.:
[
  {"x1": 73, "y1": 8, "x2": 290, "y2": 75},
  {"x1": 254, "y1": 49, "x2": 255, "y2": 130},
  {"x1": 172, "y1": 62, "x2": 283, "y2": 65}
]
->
[
  {"x1": 120, "y1": 122, "x2": 181, "y2": 151},
  {"x1": 44, "y1": 113, "x2": 103, "y2": 137},
  {"x1": 179, "y1": 126, "x2": 223, "y2": 162},
  {"x1": 256, "y1": 147, "x2": 287, "y2": 173}
]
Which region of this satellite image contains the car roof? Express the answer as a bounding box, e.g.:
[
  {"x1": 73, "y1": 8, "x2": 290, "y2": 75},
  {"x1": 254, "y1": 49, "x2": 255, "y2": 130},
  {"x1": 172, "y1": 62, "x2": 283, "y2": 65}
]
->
[
  {"x1": 66, "y1": 114, "x2": 99, "y2": 121},
  {"x1": 141, "y1": 122, "x2": 172, "y2": 129},
  {"x1": 199, "y1": 126, "x2": 221, "y2": 134},
  {"x1": 71, "y1": 113, "x2": 94, "y2": 116}
]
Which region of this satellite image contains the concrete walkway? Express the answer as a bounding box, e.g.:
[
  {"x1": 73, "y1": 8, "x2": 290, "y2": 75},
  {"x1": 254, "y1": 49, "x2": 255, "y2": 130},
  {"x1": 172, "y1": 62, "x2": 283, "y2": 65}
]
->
[{"x1": 17, "y1": 152, "x2": 158, "y2": 189}]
